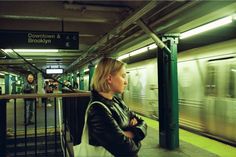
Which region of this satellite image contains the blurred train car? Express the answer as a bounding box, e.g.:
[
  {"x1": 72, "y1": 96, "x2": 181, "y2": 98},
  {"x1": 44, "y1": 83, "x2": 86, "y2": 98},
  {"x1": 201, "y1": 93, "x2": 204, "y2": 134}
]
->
[
  {"x1": 81, "y1": 38, "x2": 236, "y2": 145},
  {"x1": 123, "y1": 38, "x2": 236, "y2": 146}
]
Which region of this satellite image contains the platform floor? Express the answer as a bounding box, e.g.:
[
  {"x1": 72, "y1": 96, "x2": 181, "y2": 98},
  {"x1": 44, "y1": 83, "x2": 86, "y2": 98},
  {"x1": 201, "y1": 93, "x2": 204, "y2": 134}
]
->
[
  {"x1": 6, "y1": 99, "x2": 58, "y2": 130},
  {"x1": 5, "y1": 99, "x2": 236, "y2": 157},
  {"x1": 139, "y1": 116, "x2": 236, "y2": 157}
]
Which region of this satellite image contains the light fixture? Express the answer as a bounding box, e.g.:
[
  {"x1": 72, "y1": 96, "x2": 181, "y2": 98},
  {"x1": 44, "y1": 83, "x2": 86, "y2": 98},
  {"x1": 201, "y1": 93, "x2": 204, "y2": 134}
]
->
[
  {"x1": 148, "y1": 44, "x2": 157, "y2": 50},
  {"x1": 118, "y1": 43, "x2": 158, "y2": 60},
  {"x1": 130, "y1": 47, "x2": 147, "y2": 56},
  {"x1": 46, "y1": 68, "x2": 63, "y2": 74},
  {"x1": 118, "y1": 54, "x2": 129, "y2": 60},
  {"x1": 231, "y1": 69, "x2": 236, "y2": 72},
  {"x1": 180, "y1": 16, "x2": 233, "y2": 39},
  {"x1": 233, "y1": 13, "x2": 236, "y2": 20},
  {"x1": 1, "y1": 49, "x2": 13, "y2": 53},
  {"x1": 2, "y1": 49, "x2": 59, "y2": 53},
  {"x1": 0, "y1": 72, "x2": 4, "y2": 76},
  {"x1": 84, "y1": 68, "x2": 89, "y2": 72},
  {"x1": 14, "y1": 49, "x2": 59, "y2": 52}
]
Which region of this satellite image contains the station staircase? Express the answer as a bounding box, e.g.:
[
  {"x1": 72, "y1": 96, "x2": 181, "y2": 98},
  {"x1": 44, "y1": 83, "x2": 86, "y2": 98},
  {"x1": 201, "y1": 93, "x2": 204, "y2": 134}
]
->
[{"x1": 6, "y1": 131, "x2": 63, "y2": 157}]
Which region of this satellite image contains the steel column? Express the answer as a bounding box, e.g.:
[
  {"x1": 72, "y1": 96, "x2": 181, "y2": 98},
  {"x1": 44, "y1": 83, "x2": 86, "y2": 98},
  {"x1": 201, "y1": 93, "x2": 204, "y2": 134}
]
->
[
  {"x1": 0, "y1": 99, "x2": 7, "y2": 157},
  {"x1": 137, "y1": 19, "x2": 179, "y2": 150},
  {"x1": 79, "y1": 70, "x2": 84, "y2": 90},
  {"x1": 158, "y1": 35, "x2": 179, "y2": 149},
  {"x1": 88, "y1": 63, "x2": 95, "y2": 91}
]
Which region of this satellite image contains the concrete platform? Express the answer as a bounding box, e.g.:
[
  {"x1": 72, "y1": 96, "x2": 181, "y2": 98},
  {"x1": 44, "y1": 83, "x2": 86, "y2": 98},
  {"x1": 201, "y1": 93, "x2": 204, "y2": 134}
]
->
[{"x1": 139, "y1": 126, "x2": 218, "y2": 157}]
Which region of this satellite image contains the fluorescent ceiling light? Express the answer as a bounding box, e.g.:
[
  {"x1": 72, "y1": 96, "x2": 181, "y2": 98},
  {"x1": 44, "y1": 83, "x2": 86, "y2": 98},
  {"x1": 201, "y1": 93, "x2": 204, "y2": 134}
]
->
[
  {"x1": 118, "y1": 54, "x2": 129, "y2": 60},
  {"x1": 231, "y1": 69, "x2": 236, "y2": 72},
  {"x1": 1, "y1": 49, "x2": 13, "y2": 53},
  {"x1": 118, "y1": 43, "x2": 158, "y2": 60},
  {"x1": 2, "y1": 49, "x2": 58, "y2": 53},
  {"x1": 180, "y1": 16, "x2": 233, "y2": 39},
  {"x1": 0, "y1": 72, "x2": 4, "y2": 76},
  {"x1": 148, "y1": 44, "x2": 157, "y2": 50},
  {"x1": 130, "y1": 47, "x2": 147, "y2": 56},
  {"x1": 14, "y1": 49, "x2": 59, "y2": 52},
  {"x1": 233, "y1": 14, "x2": 236, "y2": 20},
  {"x1": 46, "y1": 68, "x2": 63, "y2": 74},
  {"x1": 84, "y1": 68, "x2": 89, "y2": 72}
]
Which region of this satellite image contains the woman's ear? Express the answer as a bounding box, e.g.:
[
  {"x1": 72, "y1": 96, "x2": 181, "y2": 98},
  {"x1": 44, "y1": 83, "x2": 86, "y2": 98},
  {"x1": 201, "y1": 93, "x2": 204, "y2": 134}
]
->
[{"x1": 107, "y1": 74, "x2": 112, "y2": 84}]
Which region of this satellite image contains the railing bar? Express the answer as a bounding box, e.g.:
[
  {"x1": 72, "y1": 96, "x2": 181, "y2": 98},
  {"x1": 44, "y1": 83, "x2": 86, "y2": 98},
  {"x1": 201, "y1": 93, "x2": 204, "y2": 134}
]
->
[
  {"x1": 35, "y1": 100, "x2": 37, "y2": 156},
  {"x1": 54, "y1": 97, "x2": 57, "y2": 155},
  {"x1": 45, "y1": 101, "x2": 48, "y2": 156},
  {"x1": 64, "y1": 99, "x2": 66, "y2": 157},
  {"x1": 13, "y1": 99, "x2": 17, "y2": 156},
  {"x1": 24, "y1": 100, "x2": 27, "y2": 157}
]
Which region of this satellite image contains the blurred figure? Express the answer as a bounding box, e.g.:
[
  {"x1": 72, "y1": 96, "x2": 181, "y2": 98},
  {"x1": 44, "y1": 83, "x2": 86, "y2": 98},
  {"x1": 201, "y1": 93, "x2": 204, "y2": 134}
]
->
[{"x1": 22, "y1": 73, "x2": 36, "y2": 125}]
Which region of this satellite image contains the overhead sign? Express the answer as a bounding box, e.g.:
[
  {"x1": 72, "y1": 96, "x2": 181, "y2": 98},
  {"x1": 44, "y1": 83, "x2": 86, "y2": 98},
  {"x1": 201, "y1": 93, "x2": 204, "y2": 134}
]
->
[
  {"x1": 46, "y1": 68, "x2": 64, "y2": 74},
  {"x1": 0, "y1": 30, "x2": 79, "y2": 50}
]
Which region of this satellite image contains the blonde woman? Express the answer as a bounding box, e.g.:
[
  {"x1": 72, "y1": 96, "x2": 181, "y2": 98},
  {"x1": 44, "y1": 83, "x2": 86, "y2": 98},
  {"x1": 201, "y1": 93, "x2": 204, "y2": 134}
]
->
[{"x1": 87, "y1": 57, "x2": 147, "y2": 157}]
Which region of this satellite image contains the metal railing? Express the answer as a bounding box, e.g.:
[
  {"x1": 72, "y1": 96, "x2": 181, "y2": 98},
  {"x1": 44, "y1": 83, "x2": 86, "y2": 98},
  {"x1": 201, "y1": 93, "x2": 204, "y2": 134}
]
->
[{"x1": 0, "y1": 92, "x2": 90, "y2": 157}]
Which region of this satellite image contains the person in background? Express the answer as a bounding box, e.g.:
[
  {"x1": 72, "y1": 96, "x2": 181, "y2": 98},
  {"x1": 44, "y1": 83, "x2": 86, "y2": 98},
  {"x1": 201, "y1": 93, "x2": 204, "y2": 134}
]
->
[
  {"x1": 87, "y1": 57, "x2": 147, "y2": 157},
  {"x1": 22, "y1": 73, "x2": 36, "y2": 125}
]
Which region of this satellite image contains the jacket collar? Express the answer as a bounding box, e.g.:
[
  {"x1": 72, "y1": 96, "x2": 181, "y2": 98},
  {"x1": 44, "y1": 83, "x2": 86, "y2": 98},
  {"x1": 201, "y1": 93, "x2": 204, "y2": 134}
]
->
[{"x1": 91, "y1": 89, "x2": 114, "y2": 105}]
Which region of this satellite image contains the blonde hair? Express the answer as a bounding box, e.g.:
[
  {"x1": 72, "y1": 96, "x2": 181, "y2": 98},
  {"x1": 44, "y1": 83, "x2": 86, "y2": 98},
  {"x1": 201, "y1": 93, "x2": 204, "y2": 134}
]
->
[{"x1": 91, "y1": 57, "x2": 125, "y2": 92}]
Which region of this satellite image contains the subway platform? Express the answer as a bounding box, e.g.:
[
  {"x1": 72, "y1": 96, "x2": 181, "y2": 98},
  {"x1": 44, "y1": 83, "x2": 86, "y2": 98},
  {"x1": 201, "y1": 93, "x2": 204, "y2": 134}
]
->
[
  {"x1": 4, "y1": 99, "x2": 236, "y2": 157},
  {"x1": 139, "y1": 116, "x2": 236, "y2": 157}
]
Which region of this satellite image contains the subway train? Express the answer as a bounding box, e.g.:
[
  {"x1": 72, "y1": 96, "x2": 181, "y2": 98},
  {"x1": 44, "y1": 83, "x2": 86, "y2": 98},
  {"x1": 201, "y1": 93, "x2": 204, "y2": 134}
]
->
[
  {"x1": 79, "y1": 38, "x2": 236, "y2": 146},
  {"x1": 123, "y1": 38, "x2": 236, "y2": 146},
  {"x1": 82, "y1": 38, "x2": 236, "y2": 146}
]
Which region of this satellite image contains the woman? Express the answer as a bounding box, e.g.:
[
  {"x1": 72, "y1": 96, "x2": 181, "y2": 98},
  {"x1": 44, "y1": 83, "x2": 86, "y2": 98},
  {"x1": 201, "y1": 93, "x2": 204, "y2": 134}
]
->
[{"x1": 87, "y1": 57, "x2": 147, "y2": 157}]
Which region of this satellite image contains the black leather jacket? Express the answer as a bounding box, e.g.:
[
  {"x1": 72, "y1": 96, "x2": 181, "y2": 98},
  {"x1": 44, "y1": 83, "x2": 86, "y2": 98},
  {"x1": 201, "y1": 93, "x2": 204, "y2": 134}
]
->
[{"x1": 87, "y1": 90, "x2": 147, "y2": 157}]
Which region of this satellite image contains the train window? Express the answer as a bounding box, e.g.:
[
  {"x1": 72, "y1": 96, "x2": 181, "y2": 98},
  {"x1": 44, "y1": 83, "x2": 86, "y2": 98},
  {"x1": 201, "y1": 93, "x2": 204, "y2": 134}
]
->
[
  {"x1": 228, "y1": 64, "x2": 236, "y2": 98},
  {"x1": 205, "y1": 65, "x2": 217, "y2": 96}
]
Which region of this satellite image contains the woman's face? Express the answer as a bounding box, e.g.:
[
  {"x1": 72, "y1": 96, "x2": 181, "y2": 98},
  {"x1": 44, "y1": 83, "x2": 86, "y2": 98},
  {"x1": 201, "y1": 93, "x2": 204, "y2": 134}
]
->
[{"x1": 108, "y1": 66, "x2": 128, "y2": 94}]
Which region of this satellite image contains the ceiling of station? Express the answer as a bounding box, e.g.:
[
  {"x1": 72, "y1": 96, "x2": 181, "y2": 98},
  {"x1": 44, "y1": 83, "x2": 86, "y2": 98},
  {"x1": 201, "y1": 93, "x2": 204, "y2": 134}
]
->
[{"x1": 0, "y1": 0, "x2": 236, "y2": 75}]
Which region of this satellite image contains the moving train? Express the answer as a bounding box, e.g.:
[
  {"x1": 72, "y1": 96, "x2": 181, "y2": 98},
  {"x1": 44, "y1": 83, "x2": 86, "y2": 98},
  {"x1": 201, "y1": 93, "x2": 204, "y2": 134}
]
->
[
  {"x1": 3, "y1": 38, "x2": 233, "y2": 146},
  {"x1": 123, "y1": 38, "x2": 236, "y2": 146}
]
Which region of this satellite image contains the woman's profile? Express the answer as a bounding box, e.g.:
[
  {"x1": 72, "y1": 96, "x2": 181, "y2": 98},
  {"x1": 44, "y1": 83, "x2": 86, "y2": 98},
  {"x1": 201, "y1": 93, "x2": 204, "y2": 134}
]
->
[{"x1": 87, "y1": 57, "x2": 147, "y2": 157}]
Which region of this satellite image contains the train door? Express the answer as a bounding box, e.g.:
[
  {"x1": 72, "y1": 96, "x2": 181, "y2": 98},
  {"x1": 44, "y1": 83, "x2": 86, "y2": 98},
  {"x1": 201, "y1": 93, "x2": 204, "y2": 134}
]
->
[
  {"x1": 224, "y1": 61, "x2": 236, "y2": 143},
  {"x1": 204, "y1": 57, "x2": 235, "y2": 143}
]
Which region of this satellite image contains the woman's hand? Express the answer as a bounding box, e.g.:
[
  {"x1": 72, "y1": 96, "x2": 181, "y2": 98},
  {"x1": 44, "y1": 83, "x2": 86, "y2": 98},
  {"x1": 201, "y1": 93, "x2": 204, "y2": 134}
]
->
[
  {"x1": 123, "y1": 131, "x2": 134, "y2": 139},
  {"x1": 130, "y1": 117, "x2": 138, "y2": 126}
]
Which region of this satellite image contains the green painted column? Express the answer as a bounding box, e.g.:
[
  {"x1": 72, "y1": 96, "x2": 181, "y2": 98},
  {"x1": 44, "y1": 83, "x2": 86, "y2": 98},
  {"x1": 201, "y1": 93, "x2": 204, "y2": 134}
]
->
[
  {"x1": 58, "y1": 77, "x2": 63, "y2": 91},
  {"x1": 4, "y1": 74, "x2": 10, "y2": 94},
  {"x1": 158, "y1": 35, "x2": 179, "y2": 150},
  {"x1": 11, "y1": 75, "x2": 16, "y2": 94},
  {"x1": 69, "y1": 73, "x2": 73, "y2": 86},
  {"x1": 79, "y1": 70, "x2": 84, "y2": 90},
  {"x1": 88, "y1": 64, "x2": 95, "y2": 91},
  {"x1": 18, "y1": 76, "x2": 23, "y2": 94},
  {"x1": 73, "y1": 72, "x2": 78, "y2": 89}
]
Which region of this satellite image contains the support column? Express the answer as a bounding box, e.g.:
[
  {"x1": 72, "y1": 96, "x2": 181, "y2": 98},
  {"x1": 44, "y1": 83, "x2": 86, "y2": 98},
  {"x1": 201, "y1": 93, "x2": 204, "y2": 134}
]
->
[
  {"x1": 79, "y1": 70, "x2": 84, "y2": 90},
  {"x1": 0, "y1": 99, "x2": 7, "y2": 157},
  {"x1": 88, "y1": 64, "x2": 95, "y2": 91},
  {"x1": 11, "y1": 75, "x2": 16, "y2": 94},
  {"x1": 37, "y1": 72, "x2": 43, "y2": 105},
  {"x1": 0, "y1": 75, "x2": 7, "y2": 157},
  {"x1": 58, "y1": 77, "x2": 63, "y2": 92},
  {"x1": 136, "y1": 19, "x2": 179, "y2": 150},
  {"x1": 4, "y1": 74, "x2": 10, "y2": 94},
  {"x1": 158, "y1": 35, "x2": 179, "y2": 149},
  {"x1": 73, "y1": 72, "x2": 78, "y2": 89}
]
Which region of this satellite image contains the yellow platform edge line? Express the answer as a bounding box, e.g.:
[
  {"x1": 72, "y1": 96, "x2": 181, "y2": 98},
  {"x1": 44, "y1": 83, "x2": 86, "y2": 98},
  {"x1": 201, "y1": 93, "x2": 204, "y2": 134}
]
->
[{"x1": 139, "y1": 115, "x2": 236, "y2": 157}]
